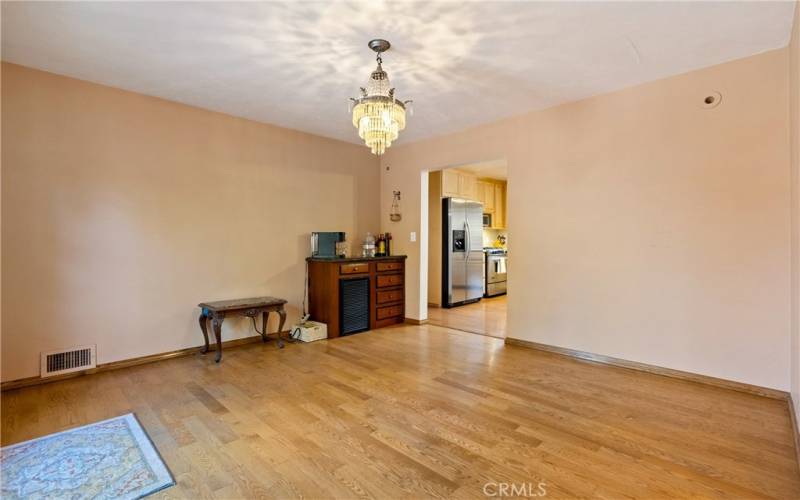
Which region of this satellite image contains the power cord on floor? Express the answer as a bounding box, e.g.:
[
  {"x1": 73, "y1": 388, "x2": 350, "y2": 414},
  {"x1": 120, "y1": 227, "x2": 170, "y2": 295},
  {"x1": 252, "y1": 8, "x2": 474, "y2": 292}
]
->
[
  {"x1": 302, "y1": 260, "x2": 308, "y2": 318},
  {"x1": 290, "y1": 261, "x2": 311, "y2": 342}
]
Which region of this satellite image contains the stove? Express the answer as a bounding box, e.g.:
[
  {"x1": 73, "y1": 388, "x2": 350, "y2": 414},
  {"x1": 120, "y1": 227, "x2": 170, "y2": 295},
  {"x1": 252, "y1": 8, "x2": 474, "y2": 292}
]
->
[{"x1": 483, "y1": 248, "x2": 507, "y2": 297}]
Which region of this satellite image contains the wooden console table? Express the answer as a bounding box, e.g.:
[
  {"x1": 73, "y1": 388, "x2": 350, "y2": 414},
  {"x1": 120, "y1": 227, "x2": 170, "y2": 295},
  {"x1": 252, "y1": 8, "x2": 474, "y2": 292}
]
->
[
  {"x1": 198, "y1": 296, "x2": 287, "y2": 362},
  {"x1": 306, "y1": 255, "x2": 406, "y2": 338}
]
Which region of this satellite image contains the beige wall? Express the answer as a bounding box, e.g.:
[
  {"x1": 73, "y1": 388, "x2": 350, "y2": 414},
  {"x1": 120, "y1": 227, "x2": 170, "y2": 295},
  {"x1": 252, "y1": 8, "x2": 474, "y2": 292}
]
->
[
  {"x1": 382, "y1": 49, "x2": 791, "y2": 390},
  {"x1": 790, "y1": 2, "x2": 800, "y2": 416},
  {"x1": 1, "y1": 63, "x2": 379, "y2": 382}
]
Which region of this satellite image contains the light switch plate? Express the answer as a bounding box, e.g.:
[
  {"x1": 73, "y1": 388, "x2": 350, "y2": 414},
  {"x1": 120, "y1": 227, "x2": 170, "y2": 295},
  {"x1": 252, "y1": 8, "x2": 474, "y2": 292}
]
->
[{"x1": 410, "y1": 231, "x2": 417, "y2": 242}]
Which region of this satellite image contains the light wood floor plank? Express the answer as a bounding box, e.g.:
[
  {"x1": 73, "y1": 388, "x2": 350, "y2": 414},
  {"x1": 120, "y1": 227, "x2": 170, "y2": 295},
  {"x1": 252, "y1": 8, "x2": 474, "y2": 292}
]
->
[{"x1": 2, "y1": 324, "x2": 798, "y2": 499}]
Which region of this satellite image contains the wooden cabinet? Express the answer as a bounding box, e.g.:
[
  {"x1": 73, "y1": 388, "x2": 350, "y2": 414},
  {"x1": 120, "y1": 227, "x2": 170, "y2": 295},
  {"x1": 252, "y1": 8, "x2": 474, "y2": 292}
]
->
[
  {"x1": 477, "y1": 181, "x2": 495, "y2": 212},
  {"x1": 458, "y1": 174, "x2": 477, "y2": 200},
  {"x1": 440, "y1": 169, "x2": 478, "y2": 201},
  {"x1": 475, "y1": 178, "x2": 506, "y2": 228},
  {"x1": 340, "y1": 262, "x2": 369, "y2": 275},
  {"x1": 376, "y1": 304, "x2": 403, "y2": 320},
  {"x1": 307, "y1": 256, "x2": 406, "y2": 338},
  {"x1": 376, "y1": 288, "x2": 403, "y2": 304},
  {"x1": 442, "y1": 170, "x2": 460, "y2": 197},
  {"x1": 376, "y1": 261, "x2": 402, "y2": 272},
  {"x1": 377, "y1": 273, "x2": 404, "y2": 288},
  {"x1": 493, "y1": 181, "x2": 506, "y2": 229}
]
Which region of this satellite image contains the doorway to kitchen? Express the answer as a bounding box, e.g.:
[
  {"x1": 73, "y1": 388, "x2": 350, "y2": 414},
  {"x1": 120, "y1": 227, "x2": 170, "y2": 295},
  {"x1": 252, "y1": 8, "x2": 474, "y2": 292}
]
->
[{"x1": 423, "y1": 160, "x2": 508, "y2": 339}]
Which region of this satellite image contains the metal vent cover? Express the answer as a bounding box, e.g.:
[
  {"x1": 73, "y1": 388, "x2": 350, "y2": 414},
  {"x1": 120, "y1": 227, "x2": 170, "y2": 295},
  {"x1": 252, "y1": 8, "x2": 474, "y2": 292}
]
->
[
  {"x1": 40, "y1": 345, "x2": 96, "y2": 377},
  {"x1": 340, "y1": 277, "x2": 370, "y2": 335}
]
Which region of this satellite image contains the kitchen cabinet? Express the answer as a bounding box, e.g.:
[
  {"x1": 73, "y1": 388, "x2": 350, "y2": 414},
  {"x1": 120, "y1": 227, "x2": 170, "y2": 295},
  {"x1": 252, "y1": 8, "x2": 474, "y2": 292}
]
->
[
  {"x1": 442, "y1": 170, "x2": 460, "y2": 197},
  {"x1": 493, "y1": 181, "x2": 506, "y2": 229},
  {"x1": 441, "y1": 169, "x2": 478, "y2": 200},
  {"x1": 476, "y1": 179, "x2": 506, "y2": 228},
  {"x1": 477, "y1": 181, "x2": 495, "y2": 212},
  {"x1": 458, "y1": 174, "x2": 477, "y2": 200}
]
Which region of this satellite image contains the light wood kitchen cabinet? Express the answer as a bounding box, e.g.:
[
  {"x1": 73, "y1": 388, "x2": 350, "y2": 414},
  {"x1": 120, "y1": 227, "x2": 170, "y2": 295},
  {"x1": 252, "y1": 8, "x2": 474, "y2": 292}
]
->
[
  {"x1": 477, "y1": 181, "x2": 495, "y2": 212},
  {"x1": 442, "y1": 170, "x2": 460, "y2": 197},
  {"x1": 441, "y1": 169, "x2": 478, "y2": 200},
  {"x1": 475, "y1": 178, "x2": 506, "y2": 228},
  {"x1": 493, "y1": 181, "x2": 506, "y2": 228},
  {"x1": 458, "y1": 174, "x2": 477, "y2": 200}
]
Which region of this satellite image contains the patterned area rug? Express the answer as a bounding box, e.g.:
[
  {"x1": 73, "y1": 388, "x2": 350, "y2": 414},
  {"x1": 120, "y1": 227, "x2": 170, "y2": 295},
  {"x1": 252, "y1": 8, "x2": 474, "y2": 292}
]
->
[{"x1": 1, "y1": 413, "x2": 174, "y2": 499}]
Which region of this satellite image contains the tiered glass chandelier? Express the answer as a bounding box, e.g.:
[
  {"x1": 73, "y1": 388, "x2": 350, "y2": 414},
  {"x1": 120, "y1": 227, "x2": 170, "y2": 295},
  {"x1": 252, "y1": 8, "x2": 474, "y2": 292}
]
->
[{"x1": 350, "y1": 39, "x2": 412, "y2": 156}]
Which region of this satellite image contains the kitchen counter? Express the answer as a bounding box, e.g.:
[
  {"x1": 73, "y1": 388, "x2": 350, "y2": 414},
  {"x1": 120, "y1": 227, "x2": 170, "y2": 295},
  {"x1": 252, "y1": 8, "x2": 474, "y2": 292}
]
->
[{"x1": 306, "y1": 255, "x2": 407, "y2": 263}]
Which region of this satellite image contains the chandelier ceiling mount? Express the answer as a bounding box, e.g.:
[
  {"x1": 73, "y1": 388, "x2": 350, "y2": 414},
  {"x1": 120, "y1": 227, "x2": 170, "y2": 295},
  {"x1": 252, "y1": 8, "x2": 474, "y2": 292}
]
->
[{"x1": 368, "y1": 38, "x2": 391, "y2": 54}]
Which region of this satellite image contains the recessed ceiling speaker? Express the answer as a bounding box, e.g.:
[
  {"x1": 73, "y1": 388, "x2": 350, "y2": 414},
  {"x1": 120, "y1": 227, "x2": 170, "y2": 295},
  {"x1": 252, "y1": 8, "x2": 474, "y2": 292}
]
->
[{"x1": 701, "y1": 91, "x2": 722, "y2": 109}]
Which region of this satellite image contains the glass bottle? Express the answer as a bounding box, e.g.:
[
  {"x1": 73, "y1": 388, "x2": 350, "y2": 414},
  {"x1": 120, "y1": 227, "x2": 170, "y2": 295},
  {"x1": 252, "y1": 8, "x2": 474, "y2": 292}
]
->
[
  {"x1": 377, "y1": 233, "x2": 386, "y2": 257},
  {"x1": 363, "y1": 232, "x2": 376, "y2": 257}
]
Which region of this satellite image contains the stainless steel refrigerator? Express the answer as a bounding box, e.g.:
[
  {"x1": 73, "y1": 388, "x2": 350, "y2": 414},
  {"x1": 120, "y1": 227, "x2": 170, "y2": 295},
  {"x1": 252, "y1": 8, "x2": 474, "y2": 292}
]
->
[{"x1": 442, "y1": 197, "x2": 484, "y2": 307}]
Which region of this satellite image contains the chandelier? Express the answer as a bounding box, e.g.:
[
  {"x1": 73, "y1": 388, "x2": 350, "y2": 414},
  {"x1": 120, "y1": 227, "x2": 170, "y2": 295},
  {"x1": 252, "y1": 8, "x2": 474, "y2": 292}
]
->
[{"x1": 350, "y1": 39, "x2": 412, "y2": 156}]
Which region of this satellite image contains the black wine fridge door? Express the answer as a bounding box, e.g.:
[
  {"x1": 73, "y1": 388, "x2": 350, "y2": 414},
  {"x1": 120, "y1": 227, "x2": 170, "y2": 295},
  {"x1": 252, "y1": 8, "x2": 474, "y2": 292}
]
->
[{"x1": 340, "y1": 277, "x2": 370, "y2": 335}]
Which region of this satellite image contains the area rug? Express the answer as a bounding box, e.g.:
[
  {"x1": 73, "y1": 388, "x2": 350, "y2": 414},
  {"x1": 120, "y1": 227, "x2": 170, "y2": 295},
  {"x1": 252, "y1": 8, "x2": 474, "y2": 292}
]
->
[{"x1": 1, "y1": 413, "x2": 174, "y2": 500}]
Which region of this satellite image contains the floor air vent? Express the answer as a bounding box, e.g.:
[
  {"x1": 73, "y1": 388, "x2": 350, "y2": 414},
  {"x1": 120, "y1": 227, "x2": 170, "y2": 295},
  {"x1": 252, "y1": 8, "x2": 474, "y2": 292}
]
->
[{"x1": 41, "y1": 345, "x2": 96, "y2": 377}]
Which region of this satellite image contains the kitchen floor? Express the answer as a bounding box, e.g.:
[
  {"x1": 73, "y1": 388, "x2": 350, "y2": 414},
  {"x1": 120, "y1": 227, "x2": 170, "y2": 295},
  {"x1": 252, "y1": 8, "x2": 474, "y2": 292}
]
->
[{"x1": 427, "y1": 295, "x2": 507, "y2": 338}]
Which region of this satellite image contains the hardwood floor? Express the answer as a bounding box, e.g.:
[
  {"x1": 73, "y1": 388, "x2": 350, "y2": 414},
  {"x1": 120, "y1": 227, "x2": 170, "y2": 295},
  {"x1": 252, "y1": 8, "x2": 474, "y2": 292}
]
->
[
  {"x1": 2, "y1": 324, "x2": 799, "y2": 499},
  {"x1": 428, "y1": 295, "x2": 507, "y2": 338}
]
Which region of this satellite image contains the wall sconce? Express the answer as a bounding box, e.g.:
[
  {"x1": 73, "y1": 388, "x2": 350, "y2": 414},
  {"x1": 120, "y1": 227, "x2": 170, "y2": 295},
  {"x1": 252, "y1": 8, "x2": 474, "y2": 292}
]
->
[{"x1": 390, "y1": 191, "x2": 402, "y2": 222}]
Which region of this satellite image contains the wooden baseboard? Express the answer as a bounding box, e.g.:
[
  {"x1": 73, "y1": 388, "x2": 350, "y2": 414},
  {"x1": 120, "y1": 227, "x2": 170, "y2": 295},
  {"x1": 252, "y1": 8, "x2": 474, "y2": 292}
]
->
[
  {"x1": 505, "y1": 337, "x2": 789, "y2": 401},
  {"x1": 404, "y1": 317, "x2": 429, "y2": 325},
  {"x1": 1, "y1": 332, "x2": 286, "y2": 392},
  {"x1": 790, "y1": 395, "x2": 800, "y2": 474}
]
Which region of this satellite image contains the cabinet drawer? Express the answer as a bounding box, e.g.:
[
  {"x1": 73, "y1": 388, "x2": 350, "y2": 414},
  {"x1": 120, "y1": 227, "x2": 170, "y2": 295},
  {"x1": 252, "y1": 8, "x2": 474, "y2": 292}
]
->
[
  {"x1": 376, "y1": 304, "x2": 403, "y2": 320},
  {"x1": 377, "y1": 261, "x2": 403, "y2": 273},
  {"x1": 340, "y1": 262, "x2": 369, "y2": 275},
  {"x1": 376, "y1": 274, "x2": 403, "y2": 288},
  {"x1": 377, "y1": 289, "x2": 404, "y2": 305}
]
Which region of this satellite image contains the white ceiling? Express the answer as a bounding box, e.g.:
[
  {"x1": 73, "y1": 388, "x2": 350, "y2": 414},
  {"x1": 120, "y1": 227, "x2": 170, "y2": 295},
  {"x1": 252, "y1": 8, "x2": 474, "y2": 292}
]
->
[{"x1": 1, "y1": 2, "x2": 795, "y2": 146}]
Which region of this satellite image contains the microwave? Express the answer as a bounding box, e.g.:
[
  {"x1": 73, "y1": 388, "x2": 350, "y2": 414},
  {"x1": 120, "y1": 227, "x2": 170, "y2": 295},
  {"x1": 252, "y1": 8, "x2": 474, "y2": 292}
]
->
[{"x1": 482, "y1": 213, "x2": 492, "y2": 227}]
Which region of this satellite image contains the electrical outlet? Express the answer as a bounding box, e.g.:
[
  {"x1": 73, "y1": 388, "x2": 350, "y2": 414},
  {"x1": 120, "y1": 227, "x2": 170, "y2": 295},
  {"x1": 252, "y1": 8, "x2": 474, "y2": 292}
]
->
[{"x1": 410, "y1": 231, "x2": 417, "y2": 242}]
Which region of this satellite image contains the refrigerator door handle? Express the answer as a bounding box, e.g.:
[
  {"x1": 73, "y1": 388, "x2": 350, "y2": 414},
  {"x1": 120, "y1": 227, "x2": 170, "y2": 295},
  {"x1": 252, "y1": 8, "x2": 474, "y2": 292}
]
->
[{"x1": 465, "y1": 219, "x2": 470, "y2": 260}]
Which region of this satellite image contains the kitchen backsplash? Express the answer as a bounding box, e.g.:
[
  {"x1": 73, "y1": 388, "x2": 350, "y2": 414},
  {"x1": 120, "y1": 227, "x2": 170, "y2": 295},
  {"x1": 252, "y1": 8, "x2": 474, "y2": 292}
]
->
[{"x1": 482, "y1": 228, "x2": 507, "y2": 248}]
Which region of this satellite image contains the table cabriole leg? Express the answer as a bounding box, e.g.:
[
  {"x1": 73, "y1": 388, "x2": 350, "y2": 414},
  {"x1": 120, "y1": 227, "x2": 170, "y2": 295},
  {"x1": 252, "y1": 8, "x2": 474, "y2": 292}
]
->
[
  {"x1": 199, "y1": 312, "x2": 210, "y2": 354},
  {"x1": 277, "y1": 307, "x2": 286, "y2": 348},
  {"x1": 212, "y1": 314, "x2": 224, "y2": 362}
]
